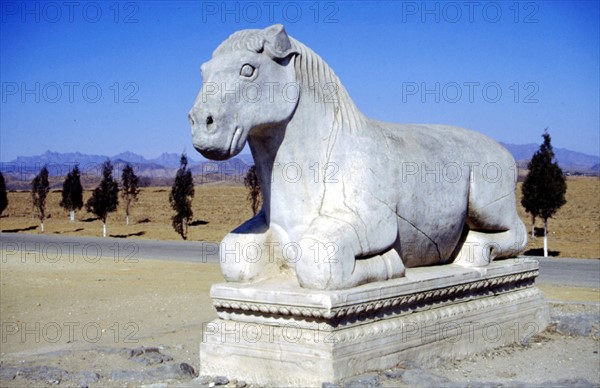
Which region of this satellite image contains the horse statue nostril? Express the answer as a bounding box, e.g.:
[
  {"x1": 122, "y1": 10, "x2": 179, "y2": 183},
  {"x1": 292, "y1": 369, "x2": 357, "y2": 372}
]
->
[
  {"x1": 188, "y1": 113, "x2": 195, "y2": 126},
  {"x1": 206, "y1": 116, "x2": 214, "y2": 126}
]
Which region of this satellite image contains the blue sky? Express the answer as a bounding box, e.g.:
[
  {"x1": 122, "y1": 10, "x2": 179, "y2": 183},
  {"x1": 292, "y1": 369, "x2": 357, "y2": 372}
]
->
[{"x1": 1, "y1": 1, "x2": 598, "y2": 161}]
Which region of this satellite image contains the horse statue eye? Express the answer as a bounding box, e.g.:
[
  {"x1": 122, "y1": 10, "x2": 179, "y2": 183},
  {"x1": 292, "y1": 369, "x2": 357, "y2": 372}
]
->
[{"x1": 240, "y1": 64, "x2": 255, "y2": 77}]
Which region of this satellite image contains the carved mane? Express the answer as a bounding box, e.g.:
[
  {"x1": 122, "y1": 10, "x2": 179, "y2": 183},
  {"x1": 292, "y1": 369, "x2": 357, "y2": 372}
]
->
[{"x1": 212, "y1": 29, "x2": 366, "y2": 135}]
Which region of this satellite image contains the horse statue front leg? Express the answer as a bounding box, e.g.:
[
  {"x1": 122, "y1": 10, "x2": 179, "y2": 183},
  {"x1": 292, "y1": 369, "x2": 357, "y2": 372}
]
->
[
  {"x1": 220, "y1": 212, "x2": 279, "y2": 283},
  {"x1": 295, "y1": 217, "x2": 405, "y2": 290}
]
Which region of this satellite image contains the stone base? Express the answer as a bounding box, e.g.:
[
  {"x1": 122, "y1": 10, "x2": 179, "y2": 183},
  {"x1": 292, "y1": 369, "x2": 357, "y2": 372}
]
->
[{"x1": 200, "y1": 258, "x2": 549, "y2": 386}]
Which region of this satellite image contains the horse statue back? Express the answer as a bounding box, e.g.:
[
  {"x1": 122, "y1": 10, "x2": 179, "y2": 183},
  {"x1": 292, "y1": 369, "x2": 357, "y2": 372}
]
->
[{"x1": 189, "y1": 24, "x2": 527, "y2": 290}]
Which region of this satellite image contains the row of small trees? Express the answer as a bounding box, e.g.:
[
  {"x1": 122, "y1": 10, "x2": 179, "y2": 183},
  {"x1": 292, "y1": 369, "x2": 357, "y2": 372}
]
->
[
  {"x1": 2, "y1": 155, "x2": 197, "y2": 240},
  {"x1": 24, "y1": 161, "x2": 140, "y2": 237},
  {"x1": 0, "y1": 154, "x2": 234, "y2": 240}
]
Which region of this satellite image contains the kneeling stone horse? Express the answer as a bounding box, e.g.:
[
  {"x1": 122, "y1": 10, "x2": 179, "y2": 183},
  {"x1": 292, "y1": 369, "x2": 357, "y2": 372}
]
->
[{"x1": 189, "y1": 24, "x2": 527, "y2": 290}]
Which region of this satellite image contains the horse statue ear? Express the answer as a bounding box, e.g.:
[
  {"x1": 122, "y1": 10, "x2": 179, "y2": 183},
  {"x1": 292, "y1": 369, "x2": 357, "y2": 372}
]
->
[{"x1": 263, "y1": 24, "x2": 298, "y2": 60}]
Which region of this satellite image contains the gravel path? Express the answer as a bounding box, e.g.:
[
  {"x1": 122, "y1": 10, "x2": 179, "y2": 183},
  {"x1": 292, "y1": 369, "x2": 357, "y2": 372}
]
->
[{"x1": 1, "y1": 303, "x2": 597, "y2": 387}]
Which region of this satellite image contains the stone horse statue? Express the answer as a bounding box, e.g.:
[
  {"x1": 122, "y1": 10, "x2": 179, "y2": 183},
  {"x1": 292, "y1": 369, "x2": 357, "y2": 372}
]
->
[{"x1": 189, "y1": 24, "x2": 527, "y2": 290}]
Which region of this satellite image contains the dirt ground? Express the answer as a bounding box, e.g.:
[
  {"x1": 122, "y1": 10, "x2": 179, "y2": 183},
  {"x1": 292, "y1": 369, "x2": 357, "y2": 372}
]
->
[
  {"x1": 1, "y1": 250, "x2": 598, "y2": 387},
  {"x1": 430, "y1": 329, "x2": 599, "y2": 386},
  {"x1": 0, "y1": 185, "x2": 254, "y2": 244},
  {"x1": 0, "y1": 251, "x2": 221, "y2": 387},
  {"x1": 515, "y1": 176, "x2": 600, "y2": 259},
  {"x1": 1, "y1": 176, "x2": 599, "y2": 258}
]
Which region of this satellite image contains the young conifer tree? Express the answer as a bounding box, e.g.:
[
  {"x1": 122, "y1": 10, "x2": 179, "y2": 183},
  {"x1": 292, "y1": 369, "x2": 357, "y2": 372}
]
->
[
  {"x1": 60, "y1": 165, "x2": 83, "y2": 221},
  {"x1": 31, "y1": 166, "x2": 50, "y2": 232},
  {"x1": 244, "y1": 165, "x2": 262, "y2": 216},
  {"x1": 521, "y1": 129, "x2": 567, "y2": 257},
  {"x1": 86, "y1": 161, "x2": 119, "y2": 237},
  {"x1": 169, "y1": 154, "x2": 194, "y2": 240},
  {"x1": 121, "y1": 163, "x2": 140, "y2": 225},
  {"x1": 0, "y1": 172, "x2": 8, "y2": 218}
]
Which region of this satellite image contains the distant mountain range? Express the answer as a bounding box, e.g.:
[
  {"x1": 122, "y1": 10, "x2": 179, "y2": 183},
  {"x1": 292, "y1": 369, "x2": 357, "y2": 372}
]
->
[
  {"x1": 500, "y1": 143, "x2": 599, "y2": 172},
  {"x1": 5, "y1": 150, "x2": 209, "y2": 170},
  {"x1": 0, "y1": 150, "x2": 255, "y2": 190},
  {"x1": 0, "y1": 144, "x2": 598, "y2": 184}
]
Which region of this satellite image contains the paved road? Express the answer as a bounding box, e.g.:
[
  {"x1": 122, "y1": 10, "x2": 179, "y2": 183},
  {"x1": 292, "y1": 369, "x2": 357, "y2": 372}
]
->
[
  {"x1": 1, "y1": 233, "x2": 598, "y2": 289},
  {"x1": 0, "y1": 233, "x2": 220, "y2": 263},
  {"x1": 535, "y1": 256, "x2": 600, "y2": 288}
]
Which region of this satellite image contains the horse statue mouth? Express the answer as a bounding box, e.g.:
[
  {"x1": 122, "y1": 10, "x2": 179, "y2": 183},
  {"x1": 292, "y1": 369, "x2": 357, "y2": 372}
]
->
[
  {"x1": 195, "y1": 147, "x2": 229, "y2": 161},
  {"x1": 193, "y1": 126, "x2": 245, "y2": 161}
]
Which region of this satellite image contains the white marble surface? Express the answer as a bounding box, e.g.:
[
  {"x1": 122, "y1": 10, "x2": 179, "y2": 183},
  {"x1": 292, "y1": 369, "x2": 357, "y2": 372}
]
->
[
  {"x1": 189, "y1": 24, "x2": 528, "y2": 290},
  {"x1": 201, "y1": 262, "x2": 549, "y2": 385}
]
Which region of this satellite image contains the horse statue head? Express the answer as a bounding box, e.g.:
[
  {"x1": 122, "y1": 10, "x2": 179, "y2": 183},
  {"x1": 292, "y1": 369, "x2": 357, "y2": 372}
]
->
[{"x1": 189, "y1": 24, "x2": 299, "y2": 161}]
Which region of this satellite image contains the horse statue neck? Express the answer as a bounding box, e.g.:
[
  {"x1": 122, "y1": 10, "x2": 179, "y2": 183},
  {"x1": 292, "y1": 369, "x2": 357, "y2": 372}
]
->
[
  {"x1": 290, "y1": 37, "x2": 366, "y2": 137},
  {"x1": 248, "y1": 37, "x2": 367, "y2": 220}
]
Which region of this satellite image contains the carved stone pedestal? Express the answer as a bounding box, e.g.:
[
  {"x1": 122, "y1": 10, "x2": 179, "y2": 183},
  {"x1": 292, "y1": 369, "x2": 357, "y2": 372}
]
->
[{"x1": 200, "y1": 258, "x2": 549, "y2": 386}]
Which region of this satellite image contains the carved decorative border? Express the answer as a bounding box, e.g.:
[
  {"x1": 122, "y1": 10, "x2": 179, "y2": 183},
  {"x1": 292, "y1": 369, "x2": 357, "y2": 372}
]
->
[
  {"x1": 212, "y1": 270, "x2": 539, "y2": 322},
  {"x1": 333, "y1": 287, "x2": 544, "y2": 343}
]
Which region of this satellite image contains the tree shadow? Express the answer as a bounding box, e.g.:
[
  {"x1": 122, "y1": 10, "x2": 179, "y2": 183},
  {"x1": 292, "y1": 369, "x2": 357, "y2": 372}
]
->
[
  {"x1": 53, "y1": 228, "x2": 84, "y2": 234},
  {"x1": 524, "y1": 248, "x2": 560, "y2": 257},
  {"x1": 81, "y1": 217, "x2": 99, "y2": 223},
  {"x1": 110, "y1": 231, "x2": 146, "y2": 238},
  {"x1": 138, "y1": 218, "x2": 151, "y2": 224},
  {"x1": 2, "y1": 225, "x2": 38, "y2": 233},
  {"x1": 189, "y1": 219, "x2": 209, "y2": 226}
]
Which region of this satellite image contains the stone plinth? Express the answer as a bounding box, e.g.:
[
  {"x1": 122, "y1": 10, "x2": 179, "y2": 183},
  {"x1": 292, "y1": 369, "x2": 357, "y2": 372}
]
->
[{"x1": 200, "y1": 258, "x2": 549, "y2": 386}]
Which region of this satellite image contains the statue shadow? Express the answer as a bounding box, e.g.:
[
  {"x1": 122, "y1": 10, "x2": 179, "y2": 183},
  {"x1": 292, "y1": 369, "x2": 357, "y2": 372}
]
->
[
  {"x1": 190, "y1": 219, "x2": 209, "y2": 226},
  {"x1": 524, "y1": 248, "x2": 560, "y2": 257},
  {"x1": 2, "y1": 225, "x2": 38, "y2": 233},
  {"x1": 110, "y1": 231, "x2": 146, "y2": 238}
]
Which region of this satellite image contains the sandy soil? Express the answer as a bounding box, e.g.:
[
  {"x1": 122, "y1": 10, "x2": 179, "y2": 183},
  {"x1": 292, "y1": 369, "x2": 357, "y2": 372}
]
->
[
  {"x1": 0, "y1": 251, "x2": 221, "y2": 387},
  {"x1": 1, "y1": 186, "x2": 254, "y2": 244},
  {"x1": 1, "y1": 251, "x2": 598, "y2": 387},
  {"x1": 515, "y1": 176, "x2": 600, "y2": 259},
  {"x1": 431, "y1": 312, "x2": 599, "y2": 386}
]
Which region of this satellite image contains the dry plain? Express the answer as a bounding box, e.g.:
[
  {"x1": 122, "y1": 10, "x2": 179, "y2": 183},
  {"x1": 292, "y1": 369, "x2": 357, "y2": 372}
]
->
[{"x1": 1, "y1": 176, "x2": 598, "y2": 258}]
